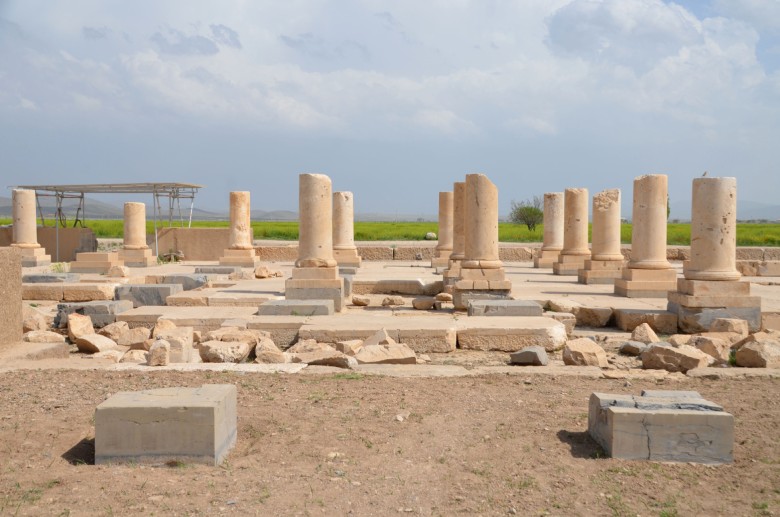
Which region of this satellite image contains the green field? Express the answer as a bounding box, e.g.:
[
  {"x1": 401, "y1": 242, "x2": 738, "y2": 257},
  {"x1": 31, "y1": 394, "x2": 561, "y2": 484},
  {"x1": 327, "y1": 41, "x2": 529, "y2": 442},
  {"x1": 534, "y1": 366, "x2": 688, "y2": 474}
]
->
[{"x1": 1, "y1": 219, "x2": 779, "y2": 246}]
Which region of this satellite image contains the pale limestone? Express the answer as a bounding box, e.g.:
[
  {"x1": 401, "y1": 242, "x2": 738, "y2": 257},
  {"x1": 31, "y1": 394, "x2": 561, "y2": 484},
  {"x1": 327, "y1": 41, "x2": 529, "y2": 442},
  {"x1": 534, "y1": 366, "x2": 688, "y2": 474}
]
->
[
  {"x1": 68, "y1": 313, "x2": 94, "y2": 342},
  {"x1": 147, "y1": 339, "x2": 170, "y2": 366},
  {"x1": 433, "y1": 191, "x2": 454, "y2": 265},
  {"x1": 76, "y1": 333, "x2": 118, "y2": 354},
  {"x1": 631, "y1": 323, "x2": 659, "y2": 344},
  {"x1": 333, "y1": 191, "x2": 362, "y2": 267},
  {"x1": 562, "y1": 338, "x2": 608, "y2": 367},
  {"x1": 735, "y1": 341, "x2": 780, "y2": 368},
  {"x1": 354, "y1": 343, "x2": 417, "y2": 365},
  {"x1": 23, "y1": 330, "x2": 66, "y2": 343},
  {"x1": 198, "y1": 340, "x2": 252, "y2": 363},
  {"x1": 641, "y1": 344, "x2": 709, "y2": 373}
]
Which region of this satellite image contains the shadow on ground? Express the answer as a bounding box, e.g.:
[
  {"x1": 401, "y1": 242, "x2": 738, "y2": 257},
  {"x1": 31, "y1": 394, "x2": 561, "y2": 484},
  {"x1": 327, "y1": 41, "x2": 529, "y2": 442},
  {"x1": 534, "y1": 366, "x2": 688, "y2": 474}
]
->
[
  {"x1": 556, "y1": 429, "x2": 604, "y2": 459},
  {"x1": 62, "y1": 437, "x2": 95, "y2": 465}
]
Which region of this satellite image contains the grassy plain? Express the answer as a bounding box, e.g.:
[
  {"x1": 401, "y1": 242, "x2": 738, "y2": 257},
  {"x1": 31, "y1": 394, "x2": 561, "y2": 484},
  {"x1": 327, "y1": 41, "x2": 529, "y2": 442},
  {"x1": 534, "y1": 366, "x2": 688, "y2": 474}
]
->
[{"x1": 1, "y1": 218, "x2": 779, "y2": 246}]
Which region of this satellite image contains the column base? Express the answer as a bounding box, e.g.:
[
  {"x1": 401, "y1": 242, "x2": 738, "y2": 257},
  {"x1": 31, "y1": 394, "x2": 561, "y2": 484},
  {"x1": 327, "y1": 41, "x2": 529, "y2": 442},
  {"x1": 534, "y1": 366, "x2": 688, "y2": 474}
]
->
[
  {"x1": 285, "y1": 267, "x2": 344, "y2": 312},
  {"x1": 553, "y1": 254, "x2": 589, "y2": 276},
  {"x1": 19, "y1": 247, "x2": 51, "y2": 267},
  {"x1": 577, "y1": 259, "x2": 624, "y2": 285},
  {"x1": 333, "y1": 248, "x2": 362, "y2": 268},
  {"x1": 69, "y1": 252, "x2": 124, "y2": 274},
  {"x1": 533, "y1": 249, "x2": 560, "y2": 269},
  {"x1": 443, "y1": 262, "x2": 462, "y2": 288},
  {"x1": 614, "y1": 268, "x2": 677, "y2": 298},
  {"x1": 219, "y1": 249, "x2": 259, "y2": 267},
  {"x1": 118, "y1": 248, "x2": 157, "y2": 267},
  {"x1": 668, "y1": 278, "x2": 761, "y2": 332},
  {"x1": 452, "y1": 267, "x2": 512, "y2": 310}
]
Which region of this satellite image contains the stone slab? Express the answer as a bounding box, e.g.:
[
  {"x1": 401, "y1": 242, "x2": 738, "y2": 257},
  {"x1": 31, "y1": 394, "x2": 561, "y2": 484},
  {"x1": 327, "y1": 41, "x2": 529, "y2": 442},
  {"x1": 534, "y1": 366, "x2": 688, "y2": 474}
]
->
[
  {"x1": 207, "y1": 292, "x2": 272, "y2": 307},
  {"x1": 351, "y1": 279, "x2": 442, "y2": 296},
  {"x1": 166, "y1": 291, "x2": 209, "y2": 307},
  {"x1": 21, "y1": 283, "x2": 64, "y2": 301},
  {"x1": 677, "y1": 278, "x2": 751, "y2": 296},
  {"x1": 116, "y1": 306, "x2": 258, "y2": 331},
  {"x1": 614, "y1": 282, "x2": 676, "y2": 298},
  {"x1": 22, "y1": 273, "x2": 80, "y2": 283},
  {"x1": 452, "y1": 289, "x2": 512, "y2": 311},
  {"x1": 668, "y1": 301, "x2": 762, "y2": 333},
  {"x1": 0, "y1": 247, "x2": 23, "y2": 346},
  {"x1": 667, "y1": 291, "x2": 762, "y2": 308},
  {"x1": 63, "y1": 283, "x2": 118, "y2": 302},
  {"x1": 286, "y1": 287, "x2": 343, "y2": 312},
  {"x1": 95, "y1": 384, "x2": 237, "y2": 466},
  {"x1": 194, "y1": 266, "x2": 241, "y2": 275},
  {"x1": 257, "y1": 299, "x2": 334, "y2": 316},
  {"x1": 456, "y1": 316, "x2": 567, "y2": 352},
  {"x1": 162, "y1": 274, "x2": 209, "y2": 291},
  {"x1": 115, "y1": 284, "x2": 184, "y2": 308},
  {"x1": 614, "y1": 309, "x2": 678, "y2": 335},
  {"x1": 621, "y1": 268, "x2": 677, "y2": 281},
  {"x1": 467, "y1": 300, "x2": 543, "y2": 317},
  {"x1": 588, "y1": 391, "x2": 733, "y2": 464},
  {"x1": 577, "y1": 268, "x2": 623, "y2": 285},
  {"x1": 55, "y1": 300, "x2": 135, "y2": 328}
]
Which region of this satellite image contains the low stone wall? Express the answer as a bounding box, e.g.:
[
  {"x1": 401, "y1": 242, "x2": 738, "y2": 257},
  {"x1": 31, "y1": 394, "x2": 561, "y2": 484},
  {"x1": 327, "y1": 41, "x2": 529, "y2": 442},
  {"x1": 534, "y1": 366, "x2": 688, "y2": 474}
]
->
[
  {"x1": 156, "y1": 228, "x2": 231, "y2": 261},
  {"x1": 0, "y1": 227, "x2": 96, "y2": 262}
]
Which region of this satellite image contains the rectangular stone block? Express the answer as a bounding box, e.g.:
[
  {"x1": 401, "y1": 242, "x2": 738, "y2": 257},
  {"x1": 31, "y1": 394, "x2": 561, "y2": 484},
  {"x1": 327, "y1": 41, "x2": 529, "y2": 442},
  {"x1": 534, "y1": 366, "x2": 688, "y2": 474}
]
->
[
  {"x1": 115, "y1": 284, "x2": 184, "y2": 308},
  {"x1": 676, "y1": 278, "x2": 751, "y2": 296},
  {"x1": 553, "y1": 255, "x2": 587, "y2": 276},
  {"x1": 621, "y1": 268, "x2": 677, "y2": 281},
  {"x1": 290, "y1": 267, "x2": 338, "y2": 280},
  {"x1": 22, "y1": 273, "x2": 80, "y2": 283},
  {"x1": 162, "y1": 274, "x2": 209, "y2": 291},
  {"x1": 588, "y1": 391, "x2": 733, "y2": 464},
  {"x1": 614, "y1": 279, "x2": 677, "y2": 298},
  {"x1": 758, "y1": 261, "x2": 780, "y2": 276},
  {"x1": 667, "y1": 291, "x2": 762, "y2": 308},
  {"x1": 467, "y1": 300, "x2": 543, "y2": 317},
  {"x1": 63, "y1": 283, "x2": 118, "y2": 302},
  {"x1": 351, "y1": 279, "x2": 441, "y2": 296},
  {"x1": 452, "y1": 289, "x2": 512, "y2": 311},
  {"x1": 118, "y1": 248, "x2": 156, "y2": 267},
  {"x1": 55, "y1": 300, "x2": 135, "y2": 328},
  {"x1": 95, "y1": 384, "x2": 237, "y2": 466},
  {"x1": 533, "y1": 249, "x2": 560, "y2": 268},
  {"x1": 668, "y1": 301, "x2": 761, "y2": 333},
  {"x1": 457, "y1": 316, "x2": 567, "y2": 352},
  {"x1": 207, "y1": 293, "x2": 270, "y2": 307},
  {"x1": 194, "y1": 266, "x2": 240, "y2": 275},
  {"x1": 614, "y1": 309, "x2": 678, "y2": 334},
  {"x1": 22, "y1": 283, "x2": 64, "y2": 301},
  {"x1": 459, "y1": 267, "x2": 506, "y2": 281},
  {"x1": 0, "y1": 247, "x2": 22, "y2": 346},
  {"x1": 116, "y1": 306, "x2": 258, "y2": 331},
  {"x1": 257, "y1": 300, "x2": 334, "y2": 316},
  {"x1": 577, "y1": 268, "x2": 623, "y2": 285},
  {"x1": 154, "y1": 326, "x2": 194, "y2": 363},
  {"x1": 285, "y1": 287, "x2": 344, "y2": 312},
  {"x1": 166, "y1": 291, "x2": 209, "y2": 307}
]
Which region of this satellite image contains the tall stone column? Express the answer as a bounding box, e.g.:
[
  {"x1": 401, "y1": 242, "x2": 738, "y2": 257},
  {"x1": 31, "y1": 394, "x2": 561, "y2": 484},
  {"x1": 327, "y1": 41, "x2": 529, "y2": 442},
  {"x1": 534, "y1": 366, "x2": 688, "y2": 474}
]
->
[
  {"x1": 668, "y1": 177, "x2": 760, "y2": 332},
  {"x1": 579, "y1": 189, "x2": 624, "y2": 284},
  {"x1": 219, "y1": 191, "x2": 259, "y2": 267},
  {"x1": 332, "y1": 191, "x2": 361, "y2": 268},
  {"x1": 452, "y1": 173, "x2": 511, "y2": 309},
  {"x1": 443, "y1": 181, "x2": 466, "y2": 286},
  {"x1": 10, "y1": 189, "x2": 50, "y2": 267},
  {"x1": 118, "y1": 202, "x2": 156, "y2": 267},
  {"x1": 285, "y1": 174, "x2": 344, "y2": 311},
  {"x1": 432, "y1": 191, "x2": 454, "y2": 268},
  {"x1": 0, "y1": 247, "x2": 22, "y2": 346},
  {"x1": 615, "y1": 174, "x2": 676, "y2": 297},
  {"x1": 553, "y1": 188, "x2": 590, "y2": 275},
  {"x1": 534, "y1": 192, "x2": 564, "y2": 268}
]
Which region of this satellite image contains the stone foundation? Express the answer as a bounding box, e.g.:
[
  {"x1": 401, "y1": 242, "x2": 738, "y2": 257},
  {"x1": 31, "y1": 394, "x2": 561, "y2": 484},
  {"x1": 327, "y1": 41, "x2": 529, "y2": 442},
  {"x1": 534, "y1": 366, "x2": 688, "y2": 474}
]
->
[
  {"x1": 118, "y1": 248, "x2": 156, "y2": 267},
  {"x1": 218, "y1": 249, "x2": 259, "y2": 267},
  {"x1": 578, "y1": 259, "x2": 624, "y2": 284},
  {"x1": 614, "y1": 268, "x2": 677, "y2": 298},
  {"x1": 70, "y1": 252, "x2": 124, "y2": 274}
]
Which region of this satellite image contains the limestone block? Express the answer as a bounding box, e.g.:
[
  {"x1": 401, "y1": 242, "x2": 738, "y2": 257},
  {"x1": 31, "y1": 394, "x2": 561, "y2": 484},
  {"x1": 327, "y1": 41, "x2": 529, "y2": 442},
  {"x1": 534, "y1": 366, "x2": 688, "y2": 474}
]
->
[
  {"x1": 573, "y1": 306, "x2": 613, "y2": 328},
  {"x1": 162, "y1": 274, "x2": 209, "y2": 291},
  {"x1": 116, "y1": 327, "x2": 151, "y2": 348},
  {"x1": 381, "y1": 296, "x2": 405, "y2": 306},
  {"x1": 22, "y1": 283, "x2": 64, "y2": 301},
  {"x1": 254, "y1": 338, "x2": 288, "y2": 364},
  {"x1": 669, "y1": 301, "x2": 762, "y2": 333},
  {"x1": 544, "y1": 311, "x2": 576, "y2": 337},
  {"x1": 631, "y1": 323, "x2": 659, "y2": 344},
  {"x1": 562, "y1": 338, "x2": 608, "y2": 367},
  {"x1": 165, "y1": 291, "x2": 209, "y2": 307},
  {"x1": 412, "y1": 297, "x2": 435, "y2": 310},
  {"x1": 641, "y1": 344, "x2": 709, "y2": 373},
  {"x1": 691, "y1": 336, "x2": 730, "y2": 363},
  {"x1": 334, "y1": 340, "x2": 363, "y2": 356},
  {"x1": 619, "y1": 341, "x2": 647, "y2": 356},
  {"x1": 667, "y1": 291, "x2": 762, "y2": 308},
  {"x1": 351, "y1": 295, "x2": 369, "y2": 306},
  {"x1": 710, "y1": 318, "x2": 749, "y2": 336},
  {"x1": 115, "y1": 284, "x2": 184, "y2": 308},
  {"x1": 735, "y1": 341, "x2": 780, "y2": 368},
  {"x1": 95, "y1": 384, "x2": 237, "y2": 466},
  {"x1": 153, "y1": 327, "x2": 194, "y2": 363},
  {"x1": 354, "y1": 343, "x2": 417, "y2": 365},
  {"x1": 75, "y1": 333, "x2": 118, "y2": 354},
  {"x1": 457, "y1": 317, "x2": 567, "y2": 353},
  {"x1": 285, "y1": 286, "x2": 344, "y2": 312},
  {"x1": 63, "y1": 284, "x2": 117, "y2": 302},
  {"x1": 67, "y1": 313, "x2": 94, "y2": 341},
  {"x1": 120, "y1": 349, "x2": 148, "y2": 363},
  {"x1": 614, "y1": 309, "x2": 678, "y2": 334},
  {"x1": 509, "y1": 346, "x2": 548, "y2": 366},
  {"x1": 194, "y1": 266, "x2": 240, "y2": 275},
  {"x1": 22, "y1": 306, "x2": 50, "y2": 332},
  {"x1": 257, "y1": 300, "x2": 334, "y2": 316},
  {"x1": 452, "y1": 289, "x2": 512, "y2": 311},
  {"x1": 147, "y1": 339, "x2": 170, "y2": 366},
  {"x1": 99, "y1": 321, "x2": 130, "y2": 342},
  {"x1": 198, "y1": 340, "x2": 252, "y2": 363},
  {"x1": 23, "y1": 273, "x2": 79, "y2": 283},
  {"x1": 467, "y1": 300, "x2": 543, "y2": 317},
  {"x1": 758, "y1": 261, "x2": 780, "y2": 276},
  {"x1": 668, "y1": 334, "x2": 692, "y2": 347},
  {"x1": 55, "y1": 300, "x2": 134, "y2": 328},
  {"x1": 588, "y1": 391, "x2": 733, "y2": 464},
  {"x1": 676, "y1": 278, "x2": 750, "y2": 296},
  {"x1": 23, "y1": 330, "x2": 66, "y2": 343}
]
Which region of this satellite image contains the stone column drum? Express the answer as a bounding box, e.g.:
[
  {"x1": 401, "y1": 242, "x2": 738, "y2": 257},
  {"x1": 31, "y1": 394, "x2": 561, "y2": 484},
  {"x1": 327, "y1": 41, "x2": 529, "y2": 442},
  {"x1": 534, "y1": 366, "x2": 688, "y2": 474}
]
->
[
  {"x1": 432, "y1": 191, "x2": 454, "y2": 268},
  {"x1": 332, "y1": 191, "x2": 362, "y2": 268},
  {"x1": 219, "y1": 191, "x2": 259, "y2": 267},
  {"x1": 668, "y1": 177, "x2": 761, "y2": 332},
  {"x1": 615, "y1": 174, "x2": 676, "y2": 297},
  {"x1": 443, "y1": 181, "x2": 466, "y2": 285},
  {"x1": 452, "y1": 173, "x2": 511, "y2": 309},
  {"x1": 578, "y1": 189, "x2": 624, "y2": 284},
  {"x1": 118, "y1": 202, "x2": 156, "y2": 267},
  {"x1": 285, "y1": 174, "x2": 344, "y2": 311},
  {"x1": 0, "y1": 247, "x2": 23, "y2": 346},
  {"x1": 10, "y1": 189, "x2": 50, "y2": 267},
  {"x1": 553, "y1": 188, "x2": 590, "y2": 275},
  {"x1": 534, "y1": 192, "x2": 564, "y2": 268}
]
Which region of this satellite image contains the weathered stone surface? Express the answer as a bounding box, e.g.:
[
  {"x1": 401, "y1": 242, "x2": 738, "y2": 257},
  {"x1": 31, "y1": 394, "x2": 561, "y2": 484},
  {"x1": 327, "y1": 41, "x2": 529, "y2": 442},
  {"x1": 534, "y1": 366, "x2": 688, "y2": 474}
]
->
[
  {"x1": 669, "y1": 302, "x2": 761, "y2": 333},
  {"x1": 381, "y1": 296, "x2": 405, "y2": 307},
  {"x1": 199, "y1": 340, "x2": 252, "y2": 363},
  {"x1": 668, "y1": 334, "x2": 692, "y2": 347},
  {"x1": 619, "y1": 341, "x2": 648, "y2": 356},
  {"x1": 120, "y1": 349, "x2": 148, "y2": 363},
  {"x1": 588, "y1": 391, "x2": 733, "y2": 464},
  {"x1": 257, "y1": 300, "x2": 334, "y2": 316},
  {"x1": 254, "y1": 266, "x2": 282, "y2": 279},
  {"x1": 735, "y1": 341, "x2": 780, "y2": 368},
  {"x1": 152, "y1": 318, "x2": 177, "y2": 337},
  {"x1": 467, "y1": 300, "x2": 543, "y2": 317},
  {"x1": 509, "y1": 346, "x2": 548, "y2": 366},
  {"x1": 362, "y1": 329, "x2": 396, "y2": 347},
  {"x1": 573, "y1": 306, "x2": 613, "y2": 328},
  {"x1": 162, "y1": 274, "x2": 209, "y2": 291},
  {"x1": 22, "y1": 273, "x2": 79, "y2": 283},
  {"x1": 107, "y1": 265, "x2": 130, "y2": 278},
  {"x1": 641, "y1": 344, "x2": 709, "y2": 373},
  {"x1": 254, "y1": 338, "x2": 287, "y2": 364},
  {"x1": 291, "y1": 347, "x2": 356, "y2": 369},
  {"x1": 614, "y1": 309, "x2": 678, "y2": 334},
  {"x1": 710, "y1": 318, "x2": 749, "y2": 336},
  {"x1": 75, "y1": 333, "x2": 118, "y2": 354},
  {"x1": 563, "y1": 338, "x2": 608, "y2": 367},
  {"x1": 55, "y1": 300, "x2": 134, "y2": 328},
  {"x1": 92, "y1": 350, "x2": 124, "y2": 363},
  {"x1": 115, "y1": 327, "x2": 151, "y2": 347},
  {"x1": 435, "y1": 292, "x2": 453, "y2": 302},
  {"x1": 194, "y1": 266, "x2": 240, "y2": 275},
  {"x1": 23, "y1": 330, "x2": 66, "y2": 343},
  {"x1": 67, "y1": 313, "x2": 94, "y2": 342},
  {"x1": 334, "y1": 339, "x2": 363, "y2": 356},
  {"x1": 351, "y1": 295, "x2": 370, "y2": 306},
  {"x1": 204, "y1": 327, "x2": 264, "y2": 345},
  {"x1": 62, "y1": 283, "x2": 118, "y2": 302},
  {"x1": 544, "y1": 311, "x2": 576, "y2": 336},
  {"x1": 412, "y1": 297, "x2": 435, "y2": 310},
  {"x1": 288, "y1": 338, "x2": 326, "y2": 354},
  {"x1": 147, "y1": 339, "x2": 170, "y2": 366},
  {"x1": 691, "y1": 336, "x2": 730, "y2": 363},
  {"x1": 22, "y1": 306, "x2": 50, "y2": 333},
  {"x1": 547, "y1": 298, "x2": 579, "y2": 314},
  {"x1": 115, "y1": 284, "x2": 184, "y2": 308},
  {"x1": 99, "y1": 321, "x2": 130, "y2": 342},
  {"x1": 355, "y1": 343, "x2": 416, "y2": 365},
  {"x1": 153, "y1": 327, "x2": 194, "y2": 363},
  {"x1": 631, "y1": 323, "x2": 659, "y2": 344}
]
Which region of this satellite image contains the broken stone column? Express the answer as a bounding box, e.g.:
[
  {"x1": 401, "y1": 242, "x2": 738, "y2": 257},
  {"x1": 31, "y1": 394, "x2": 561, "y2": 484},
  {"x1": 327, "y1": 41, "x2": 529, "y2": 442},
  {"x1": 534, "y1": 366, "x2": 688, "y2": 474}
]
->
[
  {"x1": 219, "y1": 191, "x2": 259, "y2": 267},
  {"x1": 553, "y1": 188, "x2": 590, "y2": 275},
  {"x1": 534, "y1": 192, "x2": 564, "y2": 268},
  {"x1": 0, "y1": 247, "x2": 22, "y2": 346},
  {"x1": 443, "y1": 181, "x2": 466, "y2": 286},
  {"x1": 668, "y1": 177, "x2": 761, "y2": 332},
  {"x1": 432, "y1": 191, "x2": 454, "y2": 268},
  {"x1": 615, "y1": 174, "x2": 676, "y2": 297},
  {"x1": 579, "y1": 189, "x2": 624, "y2": 284},
  {"x1": 10, "y1": 189, "x2": 50, "y2": 267},
  {"x1": 332, "y1": 191, "x2": 361, "y2": 268},
  {"x1": 452, "y1": 173, "x2": 511, "y2": 309},
  {"x1": 118, "y1": 202, "x2": 156, "y2": 267},
  {"x1": 285, "y1": 174, "x2": 344, "y2": 311}
]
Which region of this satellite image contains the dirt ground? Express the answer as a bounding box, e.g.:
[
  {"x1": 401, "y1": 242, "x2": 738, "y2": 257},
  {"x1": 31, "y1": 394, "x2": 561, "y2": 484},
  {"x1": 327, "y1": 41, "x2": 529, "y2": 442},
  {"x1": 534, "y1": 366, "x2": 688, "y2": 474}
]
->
[{"x1": 0, "y1": 369, "x2": 777, "y2": 517}]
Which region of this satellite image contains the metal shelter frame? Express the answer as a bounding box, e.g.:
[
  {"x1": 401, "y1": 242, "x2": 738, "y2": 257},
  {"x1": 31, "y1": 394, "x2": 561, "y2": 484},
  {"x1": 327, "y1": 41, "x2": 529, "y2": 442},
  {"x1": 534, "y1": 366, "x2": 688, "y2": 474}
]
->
[{"x1": 14, "y1": 183, "x2": 203, "y2": 261}]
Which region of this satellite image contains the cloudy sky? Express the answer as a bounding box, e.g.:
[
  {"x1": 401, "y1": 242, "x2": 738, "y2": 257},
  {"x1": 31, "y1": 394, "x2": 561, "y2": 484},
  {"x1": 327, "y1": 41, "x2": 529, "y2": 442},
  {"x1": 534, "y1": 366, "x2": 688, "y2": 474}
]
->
[{"x1": 1, "y1": 0, "x2": 778, "y2": 217}]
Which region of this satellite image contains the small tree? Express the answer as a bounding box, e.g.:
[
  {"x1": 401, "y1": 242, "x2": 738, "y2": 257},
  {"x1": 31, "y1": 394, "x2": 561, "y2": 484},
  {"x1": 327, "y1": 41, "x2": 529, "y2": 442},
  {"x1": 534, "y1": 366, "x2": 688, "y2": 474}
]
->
[{"x1": 509, "y1": 196, "x2": 544, "y2": 231}]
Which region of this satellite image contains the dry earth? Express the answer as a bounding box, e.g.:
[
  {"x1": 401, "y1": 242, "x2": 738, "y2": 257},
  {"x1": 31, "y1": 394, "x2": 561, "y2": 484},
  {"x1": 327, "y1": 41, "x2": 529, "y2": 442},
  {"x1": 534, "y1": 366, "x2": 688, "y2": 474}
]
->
[{"x1": 0, "y1": 369, "x2": 778, "y2": 516}]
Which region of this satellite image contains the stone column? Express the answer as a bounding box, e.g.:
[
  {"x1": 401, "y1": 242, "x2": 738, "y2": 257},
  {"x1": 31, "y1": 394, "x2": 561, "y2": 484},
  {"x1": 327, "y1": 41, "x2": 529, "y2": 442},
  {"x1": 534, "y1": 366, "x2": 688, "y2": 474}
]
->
[
  {"x1": 452, "y1": 174, "x2": 511, "y2": 309},
  {"x1": 553, "y1": 188, "x2": 589, "y2": 275},
  {"x1": 615, "y1": 174, "x2": 676, "y2": 297},
  {"x1": 578, "y1": 189, "x2": 624, "y2": 284},
  {"x1": 432, "y1": 191, "x2": 454, "y2": 268},
  {"x1": 668, "y1": 177, "x2": 759, "y2": 332},
  {"x1": 219, "y1": 191, "x2": 258, "y2": 267},
  {"x1": 534, "y1": 192, "x2": 564, "y2": 268},
  {"x1": 10, "y1": 189, "x2": 50, "y2": 267},
  {"x1": 0, "y1": 247, "x2": 22, "y2": 346},
  {"x1": 118, "y1": 202, "x2": 156, "y2": 266},
  {"x1": 444, "y1": 181, "x2": 466, "y2": 285},
  {"x1": 332, "y1": 191, "x2": 361, "y2": 268},
  {"x1": 285, "y1": 174, "x2": 344, "y2": 311}
]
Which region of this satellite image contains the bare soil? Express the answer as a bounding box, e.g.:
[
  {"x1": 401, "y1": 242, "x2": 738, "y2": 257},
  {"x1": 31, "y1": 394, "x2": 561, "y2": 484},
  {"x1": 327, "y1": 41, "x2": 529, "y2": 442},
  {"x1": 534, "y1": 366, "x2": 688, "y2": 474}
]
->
[{"x1": 0, "y1": 369, "x2": 777, "y2": 516}]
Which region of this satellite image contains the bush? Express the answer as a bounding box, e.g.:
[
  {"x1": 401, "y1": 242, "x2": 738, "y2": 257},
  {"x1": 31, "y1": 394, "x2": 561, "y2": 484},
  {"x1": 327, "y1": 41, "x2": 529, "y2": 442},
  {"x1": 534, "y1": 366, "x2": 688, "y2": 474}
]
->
[{"x1": 509, "y1": 196, "x2": 544, "y2": 231}]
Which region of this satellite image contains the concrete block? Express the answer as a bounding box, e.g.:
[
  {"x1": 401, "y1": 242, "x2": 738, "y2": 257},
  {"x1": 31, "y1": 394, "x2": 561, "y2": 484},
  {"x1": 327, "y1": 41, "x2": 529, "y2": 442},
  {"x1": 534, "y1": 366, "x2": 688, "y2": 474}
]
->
[
  {"x1": 162, "y1": 274, "x2": 209, "y2": 291},
  {"x1": 257, "y1": 300, "x2": 334, "y2": 316},
  {"x1": 115, "y1": 284, "x2": 184, "y2": 308},
  {"x1": 467, "y1": 300, "x2": 543, "y2": 317},
  {"x1": 22, "y1": 273, "x2": 80, "y2": 283},
  {"x1": 0, "y1": 247, "x2": 23, "y2": 346},
  {"x1": 55, "y1": 300, "x2": 134, "y2": 328},
  {"x1": 95, "y1": 384, "x2": 237, "y2": 466},
  {"x1": 588, "y1": 391, "x2": 733, "y2": 464}
]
